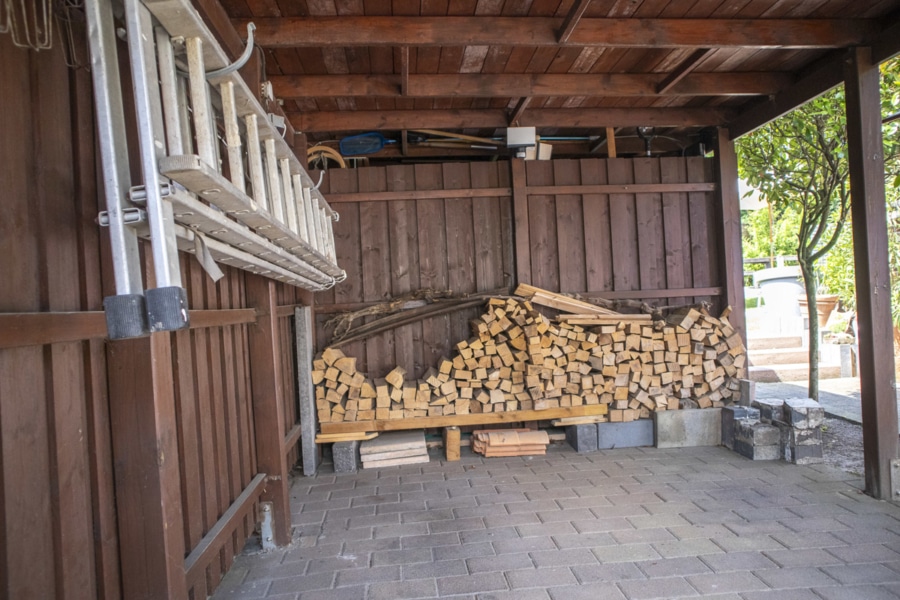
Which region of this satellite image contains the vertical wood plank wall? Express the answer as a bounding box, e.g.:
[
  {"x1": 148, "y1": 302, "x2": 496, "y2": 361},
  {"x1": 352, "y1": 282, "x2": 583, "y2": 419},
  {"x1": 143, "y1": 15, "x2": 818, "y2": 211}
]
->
[
  {"x1": 316, "y1": 163, "x2": 514, "y2": 379},
  {"x1": 0, "y1": 32, "x2": 305, "y2": 599},
  {"x1": 314, "y1": 157, "x2": 722, "y2": 381}
]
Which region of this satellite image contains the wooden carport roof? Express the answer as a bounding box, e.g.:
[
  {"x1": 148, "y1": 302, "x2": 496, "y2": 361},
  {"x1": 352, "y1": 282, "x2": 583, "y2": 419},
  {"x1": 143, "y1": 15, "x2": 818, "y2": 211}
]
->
[{"x1": 204, "y1": 0, "x2": 900, "y2": 158}]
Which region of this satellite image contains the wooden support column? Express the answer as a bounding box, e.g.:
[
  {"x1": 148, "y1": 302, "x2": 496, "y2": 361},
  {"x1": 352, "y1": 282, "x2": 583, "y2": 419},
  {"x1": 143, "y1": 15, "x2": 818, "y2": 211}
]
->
[
  {"x1": 713, "y1": 128, "x2": 746, "y2": 342},
  {"x1": 511, "y1": 158, "x2": 531, "y2": 286},
  {"x1": 295, "y1": 305, "x2": 320, "y2": 476},
  {"x1": 844, "y1": 46, "x2": 898, "y2": 500},
  {"x1": 107, "y1": 335, "x2": 188, "y2": 599},
  {"x1": 246, "y1": 275, "x2": 292, "y2": 544}
]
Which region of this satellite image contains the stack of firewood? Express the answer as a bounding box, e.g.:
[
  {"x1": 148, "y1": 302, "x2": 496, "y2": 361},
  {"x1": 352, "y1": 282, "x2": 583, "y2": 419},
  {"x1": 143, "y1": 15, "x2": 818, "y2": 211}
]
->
[{"x1": 312, "y1": 289, "x2": 746, "y2": 424}]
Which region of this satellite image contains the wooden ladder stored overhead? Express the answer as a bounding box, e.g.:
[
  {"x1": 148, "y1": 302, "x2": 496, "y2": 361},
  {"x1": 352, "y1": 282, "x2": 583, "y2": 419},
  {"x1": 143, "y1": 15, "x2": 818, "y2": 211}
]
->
[{"x1": 86, "y1": 0, "x2": 344, "y2": 338}]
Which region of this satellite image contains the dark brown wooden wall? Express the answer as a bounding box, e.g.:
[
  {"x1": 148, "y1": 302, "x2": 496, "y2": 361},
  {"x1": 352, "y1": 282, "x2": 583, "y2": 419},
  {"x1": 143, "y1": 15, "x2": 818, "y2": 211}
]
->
[
  {"x1": 314, "y1": 157, "x2": 722, "y2": 380},
  {"x1": 522, "y1": 157, "x2": 720, "y2": 304},
  {"x1": 0, "y1": 30, "x2": 305, "y2": 600}
]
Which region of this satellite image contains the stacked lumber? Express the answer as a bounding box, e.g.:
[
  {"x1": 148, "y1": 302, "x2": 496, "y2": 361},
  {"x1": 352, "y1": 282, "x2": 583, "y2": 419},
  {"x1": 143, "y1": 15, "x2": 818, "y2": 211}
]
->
[
  {"x1": 472, "y1": 429, "x2": 550, "y2": 457},
  {"x1": 359, "y1": 430, "x2": 429, "y2": 469},
  {"x1": 312, "y1": 293, "x2": 746, "y2": 424}
]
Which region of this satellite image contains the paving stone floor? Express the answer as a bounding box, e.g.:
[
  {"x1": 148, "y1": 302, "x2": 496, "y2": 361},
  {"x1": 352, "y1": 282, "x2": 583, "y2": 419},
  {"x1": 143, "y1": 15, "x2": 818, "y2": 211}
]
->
[{"x1": 213, "y1": 444, "x2": 900, "y2": 600}]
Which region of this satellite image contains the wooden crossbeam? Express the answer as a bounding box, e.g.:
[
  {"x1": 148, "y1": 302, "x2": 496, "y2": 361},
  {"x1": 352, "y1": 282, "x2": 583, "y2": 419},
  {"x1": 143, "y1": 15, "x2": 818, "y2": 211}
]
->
[
  {"x1": 557, "y1": 0, "x2": 592, "y2": 43},
  {"x1": 290, "y1": 107, "x2": 730, "y2": 132},
  {"x1": 509, "y1": 97, "x2": 531, "y2": 126},
  {"x1": 240, "y1": 17, "x2": 876, "y2": 49},
  {"x1": 270, "y1": 72, "x2": 791, "y2": 99}
]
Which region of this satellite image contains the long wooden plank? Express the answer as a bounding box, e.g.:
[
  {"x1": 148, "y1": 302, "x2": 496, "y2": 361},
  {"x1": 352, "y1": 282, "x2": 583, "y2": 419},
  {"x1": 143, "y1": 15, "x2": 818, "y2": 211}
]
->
[
  {"x1": 511, "y1": 159, "x2": 531, "y2": 286},
  {"x1": 553, "y1": 159, "x2": 587, "y2": 294},
  {"x1": 633, "y1": 158, "x2": 667, "y2": 290},
  {"x1": 687, "y1": 157, "x2": 718, "y2": 303},
  {"x1": 271, "y1": 72, "x2": 792, "y2": 98},
  {"x1": 527, "y1": 161, "x2": 560, "y2": 291},
  {"x1": 0, "y1": 309, "x2": 257, "y2": 349},
  {"x1": 714, "y1": 129, "x2": 746, "y2": 339},
  {"x1": 580, "y1": 158, "x2": 613, "y2": 292},
  {"x1": 415, "y1": 163, "x2": 452, "y2": 367},
  {"x1": 246, "y1": 17, "x2": 876, "y2": 48},
  {"x1": 326, "y1": 187, "x2": 513, "y2": 203},
  {"x1": 660, "y1": 157, "x2": 691, "y2": 291},
  {"x1": 358, "y1": 167, "x2": 395, "y2": 377},
  {"x1": 444, "y1": 162, "x2": 477, "y2": 345},
  {"x1": 184, "y1": 473, "x2": 266, "y2": 587},
  {"x1": 608, "y1": 159, "x2": 640, "y2": 291},
  {"x1": 386, "y1": 164, "x2": 423, "y2": 377},
  {"x1": 471, "y1": 162, "x2": 507, "y2": 291},
  {"x1": 319, "y1": 404, "x2": 612, "y2": 434},
  {"x1": 293, "y1": 107, "x2": 730, "y2": 132}
]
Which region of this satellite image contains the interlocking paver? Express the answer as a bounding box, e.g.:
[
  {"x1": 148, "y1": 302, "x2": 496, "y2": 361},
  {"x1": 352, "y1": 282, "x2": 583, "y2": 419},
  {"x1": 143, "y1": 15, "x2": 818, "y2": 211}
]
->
[
  {"x1": 466, "y1": 552, "x2": 533, "y2": 573},
  {"x1": 212, "y1": 445, "x2": 900, "y2": 600},
  {"x1": 820, "y1": 562, "x2": 900, "y2": 585},
  {"x1": 571, "y1": 561, "x2": 645, "y2": 583},
  {"x1": 617, "y1": 575, "x2": 700, "y2": 599},
  {"x1": 685, "y1": 571, "x2": 768, "y2": 594},
  {"x1": 367, "y1": 578, "x2": 437, "y2": 599},
  {"x1": 506, "y1": 566, "x2": 577, "y2": 588}
]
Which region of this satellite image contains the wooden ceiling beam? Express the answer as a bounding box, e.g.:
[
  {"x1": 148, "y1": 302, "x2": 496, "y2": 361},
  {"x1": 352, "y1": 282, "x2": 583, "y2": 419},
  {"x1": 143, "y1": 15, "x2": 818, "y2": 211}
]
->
[
  {"x1": 557, "y1": 0, "x2": 592, "y2": 44},
  {"x1": 240, "y1": 17, "x2": 876, "y2": 49},
  {"x1": 269, "y1": 72, "x2": 792, "y2": 98},
  {"x1": 290, "y1": 107, "x2": 729, "y2": 132}
]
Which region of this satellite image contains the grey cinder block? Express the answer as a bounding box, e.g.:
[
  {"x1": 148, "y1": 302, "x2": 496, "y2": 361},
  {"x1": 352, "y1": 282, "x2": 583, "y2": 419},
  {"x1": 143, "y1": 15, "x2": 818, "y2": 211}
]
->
[
  {"x1": 734, "y1": 422, "x2": 781, "y2": 447},
  {"x1": 597, "y1": 419, "x2": 654, "y2": 449},
  {"x1": 655, "y1": 409, "x2": 722, "y2": 448},
  {"x1": 333, "y1": 440, "x2": 360, "y2": 474},
  {"x1": 734, "y1": 440, "x2": 781, "y2": 461},
  {"x1": 738, "y1": 379, "x2": 756, "y2": 406},
  {"x1": 784, "y1": 398, "x2": 825, "y2": 430},
  {"x1": 785, "y1": 442, "x2": 824, "y2": 465},
  {"x1": 753, "y1": 398, "x2": 784, "y2": 423},
  {"x1": 566, "y1": 424, "x2": 599, "y2": 453}
]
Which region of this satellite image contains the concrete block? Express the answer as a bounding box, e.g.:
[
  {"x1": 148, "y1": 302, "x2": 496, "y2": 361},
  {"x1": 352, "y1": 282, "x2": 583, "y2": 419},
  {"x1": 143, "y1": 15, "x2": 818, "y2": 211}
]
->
[
  {"x1": 785, "y1": 442, "x2": 824, "y2": 465},
  {"x1": 566, "y1": 423, "x2": 599, "y2": 453},
  {"x1": 734, "y1": 440, "x2": 781, "y2": 461},
  {"x1": 333, "y1": 440, "x2": 360, "y2": 474},
  {"x1": 784, "y1": 398, "x2": 825, "y2": 430},
  {"x1": 722, "y1": 406, "x2": 759, "y2": 450},
  {"x1": 597, "y1": 419, "x2": 654, "y2": 449},
  {"x1": 654, "y1": 409, "x2": 722, "y2": 449},
  {"x1": 739, "y1": 379, "x2": 756, "y2": 407},
  {"x1": 753, "y1": 398, "x2": 784, "y2": 423},
  {"x1": 734, "y1": 421, "x2": 781, "y2": 447},
  {"x1": 788, "y1": 427, "x2": 823, "y2": 446}
]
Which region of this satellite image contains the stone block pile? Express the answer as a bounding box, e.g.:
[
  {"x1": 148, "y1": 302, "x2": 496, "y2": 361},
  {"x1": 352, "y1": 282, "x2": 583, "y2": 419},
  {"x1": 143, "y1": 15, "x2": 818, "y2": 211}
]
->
[{"x1": 723, "y1": 396, "x2": 825, "y2": 464}]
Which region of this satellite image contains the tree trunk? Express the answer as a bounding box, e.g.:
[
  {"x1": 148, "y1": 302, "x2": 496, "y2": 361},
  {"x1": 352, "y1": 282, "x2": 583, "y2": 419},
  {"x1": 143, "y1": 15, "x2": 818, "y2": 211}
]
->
[{"x1": 800, "y1": 257, "x2": 819, "y2": 401}]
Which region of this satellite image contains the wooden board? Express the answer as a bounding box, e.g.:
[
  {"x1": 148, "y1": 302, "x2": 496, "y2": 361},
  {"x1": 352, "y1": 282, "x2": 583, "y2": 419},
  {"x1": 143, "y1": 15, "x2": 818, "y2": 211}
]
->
[
  {"x1": 315, "y1": 432, "x2": 379, "y2": 443},
  {"x1": 360, "y1": 430, "x2": 426, "y2": 455},
  {"x1": 361, "y1": 454, "x2": 431, "y2": 468},
  {"x1": 319, "y1": 404, "x2": 612, "y2": 434},
  {"x1": 359, "y1": 447, "x2": 428, "y2": 462}
]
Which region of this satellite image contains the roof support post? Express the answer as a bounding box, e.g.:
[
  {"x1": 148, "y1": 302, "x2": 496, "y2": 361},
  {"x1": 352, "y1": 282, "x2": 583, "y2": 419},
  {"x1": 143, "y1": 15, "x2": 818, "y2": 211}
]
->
[
  {"x1": 246, "y1": 275, "x2": 293, "y2": 545},
  {"x1": 713, "y1": 128, "x2": 746, "y2": 343},
  {"x1": 107, "y1": 334, "x2": 188, "y2": 599},
  {"x1": 844, "y1": 46, "x2": 898, "y2": 500}
]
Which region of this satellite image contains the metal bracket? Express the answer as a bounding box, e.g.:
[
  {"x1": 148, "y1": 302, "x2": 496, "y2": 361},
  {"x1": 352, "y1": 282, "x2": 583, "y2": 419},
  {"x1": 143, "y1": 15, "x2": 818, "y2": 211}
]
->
[
  {"x1": 128, "y1": 182, "x2": 173, "y2": 204},
  {"x1": 259, "y1": 502, "x2": 276, "y2": 551},
  {"x1": 98, "y1": 207, "x2": 147, "y2": 227}
]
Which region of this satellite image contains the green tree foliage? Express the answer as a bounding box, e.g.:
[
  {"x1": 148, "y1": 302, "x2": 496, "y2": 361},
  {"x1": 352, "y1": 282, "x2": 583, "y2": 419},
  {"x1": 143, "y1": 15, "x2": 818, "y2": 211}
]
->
[{"x1": 738, "y1": 58, "x2": 900, "y2": 398}]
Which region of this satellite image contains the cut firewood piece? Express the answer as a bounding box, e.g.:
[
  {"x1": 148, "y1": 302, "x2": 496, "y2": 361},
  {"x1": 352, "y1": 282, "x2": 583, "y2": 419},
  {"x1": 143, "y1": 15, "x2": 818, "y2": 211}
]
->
[
  {"x1": 322, "y1": 347, "x2": 346, "y2": 366},
  {"x1": 384, "y1": 366, "x2": 407, "y2": 389}
]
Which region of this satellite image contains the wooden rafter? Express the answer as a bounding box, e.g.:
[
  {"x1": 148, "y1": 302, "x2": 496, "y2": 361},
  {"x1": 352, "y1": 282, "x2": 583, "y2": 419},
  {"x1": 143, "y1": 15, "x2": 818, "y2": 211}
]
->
[
  {"x1": 400, "y1": 46, "x2": 409, "y2": 97},
  {"x1": 509, "y1": 97, "x2": 531, "y2": 126},
  {"x1": 241, "y1": 17, "x2": 876, "y2": 48},
  {"x1": 557, "y1": 0, "x2": 592, "y2": 44},
  {"x1": 656, "y1": 48, "x2": 715, "y2": 95},
  {"x1": 290, "y1": 107, "x2": 730, "y2": 132},
  {"x1": 270, "y1": 72, "x2": 792, "y2": 99}
]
